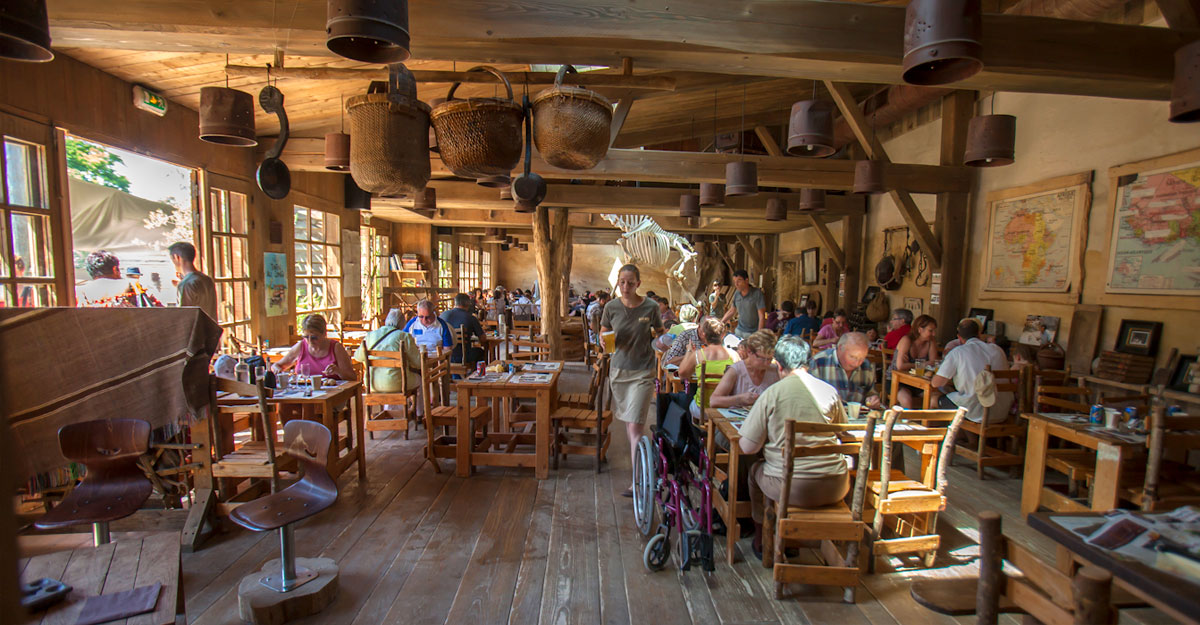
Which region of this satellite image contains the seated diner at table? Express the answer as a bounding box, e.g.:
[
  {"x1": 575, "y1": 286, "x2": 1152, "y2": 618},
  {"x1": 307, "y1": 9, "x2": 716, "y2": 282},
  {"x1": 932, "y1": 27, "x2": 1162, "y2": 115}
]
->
[
  {"x1": 893, "y1": 315, "x2": 942, "y2": 408},
  {"x1": 679, "y1": 317, "x2": 739, "y2": 380},
  {"x1": 353, "y1": 308, "x2": 422, "y2": 394},
  {"x1": 931, "y1": 318, "x2": 1013, "y2": 423},
  {"x1": 810, "y1": 332, "x2": 881, "y2": 409},
  {"x1": 666, "y1": 303, "x2": 699, "y2": 337},
  {"x1": 702, "y1": 329, "x2": 781, "y2": 419},
  {"x1": 441, "y1": 293, "x2": 487, "y2": 367},
  {"x1": 883, "y1": 308, "x2": 913, "y2": 349},
  {"x1": 403, "y1": 299, "x2": 454, "y2": 355},
  {"x1": 811, "y1": 309, "x2": 849, "y2": 349},
  {"x1": 941, "y1": 317, "x2": 981, "y2": 354},
  {"x1": 271, "y1": 313, "x2": 357, "y2": 381},
  {"x1": 738, "y1": 335, "x2": 849, "y2": 560},
  {"x1": 783, "y1": 299, "x2": 821, "y2": 337}
]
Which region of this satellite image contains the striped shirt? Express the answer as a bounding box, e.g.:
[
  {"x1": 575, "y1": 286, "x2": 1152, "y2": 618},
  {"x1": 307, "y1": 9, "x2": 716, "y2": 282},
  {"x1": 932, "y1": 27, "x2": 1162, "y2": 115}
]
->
[{"x1": 809, "y1": 347, "x2": 876, "y2": 403}]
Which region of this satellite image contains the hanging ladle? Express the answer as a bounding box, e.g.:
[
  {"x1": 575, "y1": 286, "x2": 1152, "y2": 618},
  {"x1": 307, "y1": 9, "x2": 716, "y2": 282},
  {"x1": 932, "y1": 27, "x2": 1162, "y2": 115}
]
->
[
  {"x1": 510, "y1": 94, "x2": 546, "y2": 210},
  {"x1": 256, "y1": 84, "x2": 292, "y2": 200}
]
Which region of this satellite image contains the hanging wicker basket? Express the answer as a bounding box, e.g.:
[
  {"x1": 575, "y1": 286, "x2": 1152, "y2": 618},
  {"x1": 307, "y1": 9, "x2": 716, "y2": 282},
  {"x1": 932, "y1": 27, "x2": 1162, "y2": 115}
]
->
[
  {"x1": 430, "y1": 66, "x2": 524, "y2": 184},
  {"x1": 345, "y1": 63, "x2": 431, "y2": 196},
  {"x1": 531, "y1": 65, "x2": 612, "y2": 170}
]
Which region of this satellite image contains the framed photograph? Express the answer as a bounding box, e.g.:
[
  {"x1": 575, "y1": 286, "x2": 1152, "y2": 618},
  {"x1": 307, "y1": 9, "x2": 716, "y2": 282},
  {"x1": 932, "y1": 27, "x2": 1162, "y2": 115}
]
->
[
  {"x1": 1018, "y1": 314, "x2": 1060, "y2": 347},
  {"x1": 801, "y1": 247, "x2": 820, "y2": 285},
  {"x1": 1169, "y1": 354, "x2": 1198, "y2": 392},
  {"x1": 1115, "y1": 319, "x2": 1163, "y2": 357},
  {"x1": 904, "y1": 297, "x2": 923, "y2": 316},
  {"x1": 968, "y1": 307, "x2": 994, "y2": 331}
]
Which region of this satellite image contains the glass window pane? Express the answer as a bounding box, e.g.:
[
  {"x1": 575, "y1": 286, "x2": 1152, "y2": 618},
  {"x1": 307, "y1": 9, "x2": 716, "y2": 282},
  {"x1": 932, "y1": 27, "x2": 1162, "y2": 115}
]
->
[
  {"x1": 5, "y1": 140, "x2": 47, "y2": 209},
  {"x1": 219, "y1": 282, "x2": 234, "y2": 323},
  {"x1": 0, "y1": 285, "x2": 11, "y2": 307},
  {"x1": 309, "y1": 210, "x2": 325, "y2": 243},
  {"x1": 0, "y1": 216, "x2": 9, "y2": 278},
  {"x1": 229, "y1": 192, "x2": 247, "y2": 235},
  {"x1": 11, "y1": 212, "x2": 52, "y2": 278},
  {"x1": 231, "y1": 237, "x2": 247, "y2": 279},
  {"x1": 325, "y1": 245, "x2": 340, "y2": 277},
  {"x1": 212, "y1": 237, "x2": 227, "y2": 278},
  {"x1": 209, "y1": 190, "x2": 224, "y2": 232},
  {"x1": 233, "y1": 280, "x2": 246, "y2": 321},
  {"x1": 311, "y1": 279, "x2": 326, "y2": 311},
  {"x1": 240, "y1": 282, "x2": 251, "y2": 321},
  {"x1": 326, "y1": 212, "x2": 340, "y2": 239},
  {"x1": 324, "y1": 277, "x2": 340, "y2": 309},
  {"x1": 310, "y1": 245, "x2": 323, "y2": 277},
  {"x1": 296, "y1": 278, "x2": 310, "y2": 312},
  {"x1": 16, "y1": 283, "x2": 53, "y2": 307},
  {"x1": 294, "y1": 206, "x2": 309, "y2": 242},
  {"x1": 295, "y1": 243, "x2": 310, "y2": 276}
]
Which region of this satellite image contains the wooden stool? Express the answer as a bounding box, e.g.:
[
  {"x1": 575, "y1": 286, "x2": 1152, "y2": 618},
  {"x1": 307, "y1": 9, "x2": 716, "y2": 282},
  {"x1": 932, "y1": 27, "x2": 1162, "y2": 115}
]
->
[{"x1": 229, "y1": 421, "x2": 339, "y2": 624}]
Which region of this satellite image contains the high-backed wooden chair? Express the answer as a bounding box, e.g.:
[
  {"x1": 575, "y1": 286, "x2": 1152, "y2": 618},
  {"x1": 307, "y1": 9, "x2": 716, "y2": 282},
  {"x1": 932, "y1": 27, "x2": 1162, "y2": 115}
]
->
[
  {"x1": 560, "y1": 350, "x2": 606, "y2": 409},
  {"x1": 35, "y1": 419, "x2": 154, "y2": 546},
  {"x1": 343, "y1": 319, "x2": 370, "y2": 332},
  {"x1": 1035, "y1": 380, "x2": 1095, "y2": 498},
  {"x1": 867, "y1": 407, "x2": 966, "y2": 570},
  {"x1": 694, "y1": 360, "x2": 725, "y2": 425},
  {"x1": 1122, "y1": 403, "x2": 1200, "y2": 511},
  {"x1": 552, "y1": 353, "x2": 612, "y2": 471},
  {"x1": 361, "y1": 347, "x2": 419, "y2": 440},
  {"x1": 954, "y1": 366, "x2": 1027, "y2": 479},
  {"x1": 209, "y1": 376, "x2": 286, "y2": 494},
  {"x1": 420, "y1": 349, "x2": 491, "y2": 473},
  {"x1": 762, "y1": 413, "x2": 878, "y2": 602},
  {"x1": 910, "y1": 511, "x2": 1117, "y2": 624},
  {"x1": 867, "y1": 348, "x2": 894, "y2": 404},
  {"x1": 509, "y1": 334, "x2": 552, "y2": 361}
]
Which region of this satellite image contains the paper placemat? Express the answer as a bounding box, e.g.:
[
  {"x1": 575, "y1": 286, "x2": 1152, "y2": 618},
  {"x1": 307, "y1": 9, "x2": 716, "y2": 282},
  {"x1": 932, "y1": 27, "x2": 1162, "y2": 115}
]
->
[{"x1": 510, "y1": 372, "x2": 554, "y2": 384}]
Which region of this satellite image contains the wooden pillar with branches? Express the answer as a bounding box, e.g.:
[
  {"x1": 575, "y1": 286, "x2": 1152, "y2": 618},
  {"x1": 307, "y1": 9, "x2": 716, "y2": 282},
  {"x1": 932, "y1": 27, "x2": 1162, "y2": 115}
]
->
[{"x1": 532, "y1": 206, "x2": 572, "y2": 359}]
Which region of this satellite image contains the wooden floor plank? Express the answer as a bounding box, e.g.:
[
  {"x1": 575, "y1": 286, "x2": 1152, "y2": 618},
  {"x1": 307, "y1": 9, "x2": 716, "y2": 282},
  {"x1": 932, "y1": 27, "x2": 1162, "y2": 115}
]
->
[
  {"x1": 704, "y1": 534, "x2": 779, "y2": 624},
  {"x1": 507, "y1": 470, "x2": 558, "y2": 624},
  {"x1": 732, "y1": 540, "x2": 813, "y2": 625},
  {"x1": 39, "y1": 542, "x2": 117, "y2": 625},
  {"x1": 594, "y1": 467, "x2": 632, "y2": 625},
  {"x1": 539, "y1": 469, "x2": 602, "y2": 624}
]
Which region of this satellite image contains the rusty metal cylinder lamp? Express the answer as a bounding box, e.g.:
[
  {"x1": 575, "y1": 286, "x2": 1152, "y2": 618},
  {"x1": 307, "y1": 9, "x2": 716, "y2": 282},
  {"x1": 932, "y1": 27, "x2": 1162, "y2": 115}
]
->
[
  {"x1": 324, "y1": 132, "x2": 351, "y2": 171},
  {"x1": 787, "y1": 100, "x2": 835, "y2": 157},
  {"x1": 199, "y1": 87, "x2": 258, "y2": 147},
  {"x1": 680, "y1": 193, "x2": 701, "y2": 218},
  {"x1": 514, "y1": 198, "x2": 536, "y2": 213},
  {"x1": 765, "y1": 197, "x2": 788, "y2": 221},
  {"x1": 326, "y1": 0, "x2": 411, "y2": 63},
  {"x1": 902, "y1": 0, "x2": 983, "y2": 86},
  {"x1": 797, "y1": 188, "x2": 826, "y2": 211},
  {"x1": 964, "y1": 114, "x2": 1016, "y2": 167},
  {"x1": 0, "y1": 0, "x2": 54, "y2": 62},
  {"x1": 1170, "y1": 40, "x2": 1200, "y2": 122},
  {"x1": 699, "y1": 183, "x2": 725, "y2": 207},
  {"x1": 725, "y1": 161, "x2": 758, "y2": 197},
  {"x1": 853, "y1": 160, "x2": 887, "y2": 195}
]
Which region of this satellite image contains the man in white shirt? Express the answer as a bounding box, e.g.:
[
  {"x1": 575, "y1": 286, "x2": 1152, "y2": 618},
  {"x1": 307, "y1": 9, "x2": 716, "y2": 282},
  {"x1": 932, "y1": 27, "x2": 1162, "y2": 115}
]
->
[
  {"x1": 401, "y1": 299, "x2": 453, "y2": 355},
  {"x1": 931, "y1": 319, "x2": 1013, "y2": 423}
]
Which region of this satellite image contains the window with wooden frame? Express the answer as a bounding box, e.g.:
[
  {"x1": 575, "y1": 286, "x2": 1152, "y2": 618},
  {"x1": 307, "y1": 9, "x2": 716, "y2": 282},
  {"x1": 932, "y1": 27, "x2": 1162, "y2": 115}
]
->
[
  {"x1": 295, "y1": 205, "x2": 342, "y2": 326},
  {"x1": 482, "y1": 249, "x2": 491, "y2": 291},
  {"x1": 1, "y1": 135, "x2": 56, "y2": 307},
  {"x1": 360, "y1": 223, "x2": 389, "y2": 323},
  {"x1": 436, "y1": 238, "x2": 454, "y2": 310},
  {"x1": 458, "y1": 243, "x2": 481, "y2": 293},
  {"x1": 206, "y1": 185, "x2": 251, "y2": 343}
]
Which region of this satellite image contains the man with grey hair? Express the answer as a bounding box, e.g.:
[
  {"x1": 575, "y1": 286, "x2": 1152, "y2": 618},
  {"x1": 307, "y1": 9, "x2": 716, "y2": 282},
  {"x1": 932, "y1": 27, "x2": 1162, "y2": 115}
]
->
[
  {"x1": 402, "y1": 299, "x2": 453, "y2": 354},
  {"x1": 809, "y1": 332, "x2": 880, "y2": 408},
  {"x1": 884, "y1": 308, "x2": 914, "y2": 349},
  {"x1": 353, "y1": 308, "x2": 422, "y2": 396}
]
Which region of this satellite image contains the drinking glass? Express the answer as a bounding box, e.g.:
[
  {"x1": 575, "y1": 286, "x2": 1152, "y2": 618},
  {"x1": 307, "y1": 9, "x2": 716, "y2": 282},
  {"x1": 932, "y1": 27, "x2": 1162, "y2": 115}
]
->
[{"x1": 913, "y1": 359, "x2": 927, "y2": 376}]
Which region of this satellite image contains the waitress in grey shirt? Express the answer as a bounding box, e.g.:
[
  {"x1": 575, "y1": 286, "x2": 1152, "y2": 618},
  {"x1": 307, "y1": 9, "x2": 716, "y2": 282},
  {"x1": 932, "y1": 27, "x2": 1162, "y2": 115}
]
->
[{"x1": 601, "y1": 264, "x2": 663, "y2": 496}]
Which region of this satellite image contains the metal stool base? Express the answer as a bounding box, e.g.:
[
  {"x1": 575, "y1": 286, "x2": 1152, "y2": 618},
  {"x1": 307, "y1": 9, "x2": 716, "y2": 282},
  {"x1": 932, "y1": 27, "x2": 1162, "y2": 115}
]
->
[{"x1": 259, "y1": 566, "x2": 317, "y2": 593}]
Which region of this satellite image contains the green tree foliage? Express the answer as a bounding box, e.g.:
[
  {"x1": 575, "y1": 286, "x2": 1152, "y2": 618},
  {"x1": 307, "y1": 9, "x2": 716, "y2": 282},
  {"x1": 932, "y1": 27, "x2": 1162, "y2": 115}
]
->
[{"x1": 65, "y1": 137, "x2": 130, "y2": 192}]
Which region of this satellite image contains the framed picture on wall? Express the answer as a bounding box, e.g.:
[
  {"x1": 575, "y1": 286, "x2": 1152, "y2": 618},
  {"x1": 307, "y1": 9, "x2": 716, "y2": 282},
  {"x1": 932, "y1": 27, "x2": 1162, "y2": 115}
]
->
[
  {"x1": 1114, "y1": 319, "x2": 1162, "y2": 357},
  {"x1": 802, "y1": 247, "x2": 820, "y2": 285},
  {"x1": 904, "y1": 297, "x2": 923, "y2": 316},
  {"x1": 1169, "y1": 354, "x2": 1198, "y2": 392}
]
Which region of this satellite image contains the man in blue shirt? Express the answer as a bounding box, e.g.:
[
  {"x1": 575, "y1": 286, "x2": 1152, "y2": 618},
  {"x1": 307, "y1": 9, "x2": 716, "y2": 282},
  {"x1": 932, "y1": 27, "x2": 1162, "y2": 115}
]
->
[
  {"x1": 784, "y1": 300, "x2": 821, "y2": 336},
  {"x1": 403, "y1": 299, "x2": 454, "y2": 355},
  {"x1": 440, "y1": 293, "x2": 486, "y2": 366}
]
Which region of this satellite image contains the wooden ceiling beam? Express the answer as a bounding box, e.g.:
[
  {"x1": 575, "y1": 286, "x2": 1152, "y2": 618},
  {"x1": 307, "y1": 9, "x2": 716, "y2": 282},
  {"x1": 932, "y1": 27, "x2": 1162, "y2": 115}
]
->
[
  {"x1": 367, "y1": 206, "x2": 816, "y2": 234},
  {"x1": 47, "y1": 0, "x2": 1192, "y2": 100},
  {"x1": 222, "y1": 64, "x2": 676, "y2": 90}
]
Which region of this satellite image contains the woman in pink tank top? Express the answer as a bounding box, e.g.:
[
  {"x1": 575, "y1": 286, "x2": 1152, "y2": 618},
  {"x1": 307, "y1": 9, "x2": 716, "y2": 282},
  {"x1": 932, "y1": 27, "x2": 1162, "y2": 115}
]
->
[{"x1": 271, "y1": 313, "x2": 357, "y2": 380}]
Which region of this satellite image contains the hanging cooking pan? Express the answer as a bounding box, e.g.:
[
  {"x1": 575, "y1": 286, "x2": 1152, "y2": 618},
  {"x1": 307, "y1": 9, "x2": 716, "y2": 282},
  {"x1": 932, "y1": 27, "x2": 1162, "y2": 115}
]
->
[
  {"x1": 510, "y1": 94, "x2": 546, "y2": 208},
  {"x1": 257, "y1": 85, "x2": 291, "y2": 199}
]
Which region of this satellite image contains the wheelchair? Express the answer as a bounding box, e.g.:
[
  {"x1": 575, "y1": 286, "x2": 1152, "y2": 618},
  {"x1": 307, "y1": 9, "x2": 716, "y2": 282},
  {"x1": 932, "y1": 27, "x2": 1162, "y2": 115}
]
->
[{"x1": 632, "y1": 392, "x2": 715, "y2": 573}]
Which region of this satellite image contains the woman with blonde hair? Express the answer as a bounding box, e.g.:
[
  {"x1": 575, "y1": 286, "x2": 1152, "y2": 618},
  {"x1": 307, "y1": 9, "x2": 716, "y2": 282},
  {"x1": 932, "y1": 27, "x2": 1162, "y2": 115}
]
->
[
  {"x1": 272, "y1": 313, "x2": 357, "y2": 381},
  {"x1": 709, "y1": 330, "x2": 781, "y2": 414}
]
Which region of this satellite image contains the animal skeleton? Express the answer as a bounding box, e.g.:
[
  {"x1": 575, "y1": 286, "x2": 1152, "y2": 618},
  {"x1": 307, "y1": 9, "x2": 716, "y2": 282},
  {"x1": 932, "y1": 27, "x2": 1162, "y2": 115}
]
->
[{"x1": 601, "y1": 214, "x2": 700, "y2": 306}]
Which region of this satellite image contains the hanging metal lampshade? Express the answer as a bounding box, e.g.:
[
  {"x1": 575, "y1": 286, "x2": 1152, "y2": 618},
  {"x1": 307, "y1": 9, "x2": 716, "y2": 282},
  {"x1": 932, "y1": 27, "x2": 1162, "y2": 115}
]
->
[
  {"x1": 853, "y1": 160, "x2": 887, "y2": 195},
  {"x1": 1170, "y1": 40, "x2": 1200, "y2": 122},
  {"x1": 765, "y1": 197, "x2": 788, "y2": 222},
  {"x1": 500, "y1": 243, "x2": 511, "y2": 251},
  {"x1": 964, "y1": 114, "x2": 1016, "y2": 167},
  {"x1": 787, "y1": 100, "x2": 835, "y2": 157},
  {"x1": 324, "y1": 132, "x2": 350, "y2": 171},
  {"x1": 902, "y1": 0, "x2": 983, "y2": 86},
  {"x1": 0, "y1": 0, "x2": 53, "y2": 62},
  {"x1": 797, "y1": 188, "x2": 826, "y2": 211},
  {"x1": 199, "y1": 87, "x2": 257, "y2": 147},
  {"x1": 699, "y1": 183, "x2": 725, "y2": 207},
  {"x1": 514, "y1": 198, "x2": 537, "y2": 213},
  {"x1": 518, "y1": 243, "x2": 529, "y2": 251},
  {"x1": 725, "y1": 161, "x2": 758, "y2": 197},
  {"x1": 413, "y1": 186, "x2": 436, "y2": 210},
  {"x1": 680, "y1": 193, "x2": 701, "y2": 218},
  {"x1": 326, "y1": 0, "x2": 411, "y2": 63},
  {"x1": 505, "y1": 234, "x2": 515, "y2": 245}
]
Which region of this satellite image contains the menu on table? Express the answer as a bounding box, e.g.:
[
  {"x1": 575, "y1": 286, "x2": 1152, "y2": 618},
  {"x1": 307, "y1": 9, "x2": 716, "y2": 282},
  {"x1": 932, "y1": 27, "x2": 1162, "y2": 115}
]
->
[
  {"x1": 466, "y1": 371, "x2": 513, "y2": 384},
  {"x1": 510, "y1": 372, "x2": 554, "y2": 384},
  {"x1": 1053, "y1": 506, "x2": 1200, "y2": 578},
  {"x1": 521, "y1": 362, "x2": 562, "y2": 371},
  {"x1": 717, "y1": 407, "x2": 749, "y2": 428}
]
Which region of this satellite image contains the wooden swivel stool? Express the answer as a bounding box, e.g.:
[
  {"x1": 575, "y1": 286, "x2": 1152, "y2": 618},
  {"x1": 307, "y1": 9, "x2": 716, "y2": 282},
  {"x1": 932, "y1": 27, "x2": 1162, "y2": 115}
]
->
[
  {"x1": 35, "y1": 418, "x2": 153, "y2": 546},
  {"x1": 230, "y1": 420, "x2": 339, "y2": 624}
]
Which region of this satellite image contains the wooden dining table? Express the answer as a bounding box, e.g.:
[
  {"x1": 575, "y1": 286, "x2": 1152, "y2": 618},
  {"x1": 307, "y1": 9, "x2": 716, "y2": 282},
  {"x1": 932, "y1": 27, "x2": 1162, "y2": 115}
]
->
[
  {"x1": 890, "y1": 369, "x2": 941, "y2": 409},
  {"x1": 455, "y1": 361, "x2": 562, "y2": 479}
]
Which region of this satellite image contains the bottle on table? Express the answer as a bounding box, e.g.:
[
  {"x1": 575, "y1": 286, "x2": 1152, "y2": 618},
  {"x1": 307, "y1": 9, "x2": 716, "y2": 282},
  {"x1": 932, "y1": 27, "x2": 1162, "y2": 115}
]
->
[{"x1": 235, "y1": 358, "x2": 250, "y2": 384}]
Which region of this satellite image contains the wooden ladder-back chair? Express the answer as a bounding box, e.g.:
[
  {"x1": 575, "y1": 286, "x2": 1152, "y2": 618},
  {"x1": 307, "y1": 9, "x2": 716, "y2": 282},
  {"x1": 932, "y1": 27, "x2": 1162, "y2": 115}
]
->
[
  {"x1": 1035, "y1": 380, "x2": 1096, "y2": 499},
  {"x1": 1021, "y1": 365, "x2": 1071, "y2": 412},
  {"x1": 420, "y1": 349, "x2": 490, "y2": 473},
  {"x1": 552, "y1": 353, "x2": 613, "y2": 471},
  {"x1": 910, "y1": 511, "x2": 1117, "y2": 624},
  {"x1": 509, "y1": 334, "x2": 552, "y2": 361},
  {"x1": 1123, "y1": 402, "x2": 1200, "y2": 511},
  {"x1": 867, "y1": 407, "x2": 966, "y2": 570},
  {"x1": 342, "y1": 319, "x2": 370, "y2": 332},
  {"x1": 762, "y1": 413, "x2": 878, "y2": 602},
  {"x1": 561, "y1": 350, "x2": 605, "y2": 409},
  {"x1": 955, "y1": 366, "x2": 1028, "y2": 479},
  {"x1": 695, "y1": 360, "x2": 724, "y2": 425},
  {"x1": 210, "y1": 376, "x2": 287, "y2": 497},
  {"x1": 867, "y1": 347, "x2": 894, "y2": 405},
  {"x1": 448, "y1": 326, "x2": 470, "y2": 377},
  {"x1": 362, "y1": 347, "x2": 418, "y2": 440}
]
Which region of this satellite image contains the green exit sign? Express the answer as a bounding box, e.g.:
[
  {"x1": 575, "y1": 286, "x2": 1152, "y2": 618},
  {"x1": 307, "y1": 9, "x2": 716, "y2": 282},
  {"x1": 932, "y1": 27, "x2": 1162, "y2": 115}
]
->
[{"x1": 132, "y1": 85, "x2": 168, "y2": 117}]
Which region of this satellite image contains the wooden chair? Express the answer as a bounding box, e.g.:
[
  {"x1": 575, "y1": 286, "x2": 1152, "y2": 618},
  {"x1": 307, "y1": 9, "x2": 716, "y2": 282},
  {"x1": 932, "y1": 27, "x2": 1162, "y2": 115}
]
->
[
  {"x1": 954, "y1": 366, "x2": 1027, "y2": 479},
  {"x1": 209, "y1": 376, "x2": 287, "y2": 495},
  {"x1": 762, "y1": 413, "x2": 878, "y2": 602},
  {"x1": 560, "y1": 349, "x2": 606, "y2": 409},
  {"x1": 552, "y1": 353, "x2": 612, "y2": 471},
  {"x1": 420, "y1": 349, "x2": 491, "y2": 473},
  {"x1": 694, "y1": 360, "x2": 724, "y2": 425},
  {"x1": 1035, "y1": 381, "x2": 1096, "y2": 498},
  {"x1": 866, "y1": 407, "x2": 966, "y2": 570},
  {"x1": 1122, "y1": 403, "x2": 1200, "y2": 511},
  {"x1": 867, "y1": 348, "x2": 894, "y2": 404},
  {"x1": 343, "y1": 319, "x2": 370, "y2": 332},
  {"x1": 35, "y1": 418, "x2": 154, "y2": 546},
  {"x1": 361, "y1": 346, "x2": 419, "y2": 440},
  {"x1": 509, "y1": 334, "x2": 552, "y2": 361},
  {"x1": 910, "y1": 511, "x2": 1117, "y2": 624}
]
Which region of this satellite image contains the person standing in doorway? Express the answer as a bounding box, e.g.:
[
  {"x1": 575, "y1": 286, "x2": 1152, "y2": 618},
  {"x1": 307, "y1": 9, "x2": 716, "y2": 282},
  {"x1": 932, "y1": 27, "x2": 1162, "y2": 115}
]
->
[
  {"x1": 600, "y1": 264, "x2": 664, "y2": 497},
  {"x1": 168, "y1": 242, "x2": 217, "y2": 321},
  {"x1": 721, "y1": 269, "x2": 766, "y2": 340}
]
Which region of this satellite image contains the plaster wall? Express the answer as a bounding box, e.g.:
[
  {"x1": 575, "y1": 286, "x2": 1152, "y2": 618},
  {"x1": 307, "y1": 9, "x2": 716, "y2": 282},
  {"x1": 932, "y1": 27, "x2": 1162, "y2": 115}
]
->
[{"x1": 499, "y1": 243, "x2": 678, "y2": 300}]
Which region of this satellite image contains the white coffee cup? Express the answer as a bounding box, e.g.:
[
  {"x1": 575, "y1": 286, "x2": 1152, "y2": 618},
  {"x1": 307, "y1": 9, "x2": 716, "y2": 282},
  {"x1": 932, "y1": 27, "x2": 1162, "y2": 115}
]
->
[
  {"x1": 1103, "y1": 407, "x2": 1120, "y2": 429},
  {"x1": 847, "y1": 401, "x2": 863, "y2": 421},
  {"x1": 312, "y1": 376, "x2": 325, "y2": 391},
  {"x1": 277, "y1": 373, "x2": 290, "y2": 390}
]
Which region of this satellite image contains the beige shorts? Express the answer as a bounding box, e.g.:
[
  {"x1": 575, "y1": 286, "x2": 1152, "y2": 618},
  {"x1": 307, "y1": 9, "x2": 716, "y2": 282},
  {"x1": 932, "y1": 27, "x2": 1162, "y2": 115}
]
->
[{"x1": 609, "y1": 367, "x2": 656, "y2": 425}]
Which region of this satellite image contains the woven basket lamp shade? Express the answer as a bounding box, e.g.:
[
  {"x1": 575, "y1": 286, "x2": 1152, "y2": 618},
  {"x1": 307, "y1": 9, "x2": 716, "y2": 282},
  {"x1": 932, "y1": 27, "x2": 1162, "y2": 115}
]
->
[
  {"x1": 413, "y1": 187, "x2": 436, "y2": 210},
  {"x1": 964, "y1": 114, "x2": 1016, "y2": 167},
  {"x1": 725, "y1": 161, "x2": 758, "y2": 197},
  {"x1": 1171, "y1": 40, "x2": 1200, "y2": 122},
  {"x1": 854, "y1": 160, "x2": 887, "y2": 195},
  {"x1": 199, "y1": 87, "x2": 257, "y2": 147},
  {"x1": 765, "y1": 197, "x2": 788, "y2": 222},
  {"x1": 324, "y1": 132, "x2": 350, "y2": 171},
  {"x1": 787, "y1": 100, "x2": 835, "y2": 157},
  {"x1": 0, "y1": 0, "x2": 53, "y2": 62},
  {"x1": 428, "y1": 97, "x2": 445, "y2": 153},
  {"x1": 680, "y1": 194, "x2": 701, "y2": 218},
  {"x1": 902, "y1": 0, "x2": 983, "y2": 86},
  {"x1": 326, "y1": 0, "x2": 411, "y2": 63},
  {"x1": 797, "y1": 188, "x2": 826, "y2": 211},
  {"x1": 699, "y1": 183, "x2": 725, "y2": 207}
]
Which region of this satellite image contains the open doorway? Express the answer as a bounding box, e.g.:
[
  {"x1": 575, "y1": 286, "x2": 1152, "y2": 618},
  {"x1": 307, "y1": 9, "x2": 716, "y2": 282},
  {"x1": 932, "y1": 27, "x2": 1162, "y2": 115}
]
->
[{"x1": 66, "y1": 135, "x2": 196, "y2": 306}]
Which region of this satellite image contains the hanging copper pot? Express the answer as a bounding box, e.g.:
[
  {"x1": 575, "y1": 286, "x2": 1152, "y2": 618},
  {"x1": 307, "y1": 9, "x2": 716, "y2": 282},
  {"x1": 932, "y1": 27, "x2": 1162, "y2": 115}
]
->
[
  {"x1": 324, "y1": 132, "x2": 350, "y2": 171},
  {"x1": 1171, "y1": 40, "x2": 1200, "y2": 123},
  {"x1": 765, "y1": 197, "x2": 788, "y2": 221},
  {"x1": 964, "y1": 114, "x2": 1016, "y2": 167},
  {"x1": 797, "y1": 188, "x2": 826, "y2": 211},
  {"x1": 902, "y1": 0, "x2": 983, "y2": 86},
  {"x1": 725, "y1": 161, "x2": 758, "y2": 197},
  {"x1": 680, "y1": 193, "x2": 701, "y2": 218},
  {"x1": 199, "y1": 87, "x2": 257, "y2": 147},
  {"x1": 326, "y1": 0, "x2": 411, "y2": 63},
  {"x1": 787, "y1": 100, "x2": 835, "y2": 157},
  {"x1": 854, "y1": 160, "x2": 887, "y2": 194},
  {"x1": 0, "y1": 0, "x2": 53, "y2": 62},
  {"x1": 699, "y1": 183, "x2": 725, "y2": 207}
]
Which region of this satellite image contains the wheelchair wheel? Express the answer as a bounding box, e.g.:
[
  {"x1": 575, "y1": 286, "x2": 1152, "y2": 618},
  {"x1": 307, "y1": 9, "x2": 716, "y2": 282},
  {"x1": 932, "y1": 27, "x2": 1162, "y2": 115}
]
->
[
  {"x1": 643, "y1": 532, "x2": 670, "y2": 571},
  {"x1": 632, "y1": 435, "x2": 657, "y2": 537}
]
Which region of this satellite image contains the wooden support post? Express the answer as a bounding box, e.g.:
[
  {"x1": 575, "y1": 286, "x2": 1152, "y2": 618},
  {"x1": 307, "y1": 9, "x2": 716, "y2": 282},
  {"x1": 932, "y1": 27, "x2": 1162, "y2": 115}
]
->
[
  {"x1": 841, "y1": 213, "x2": 864, "y2": 311},
  {"x1": 933, "y1": 90, "x2": 975, "y2": 343},
  {"x1": 977, "y1": 511, "x2": 1004, "y2": 625},
  {"x1": 532, "y1": 206, "x2": 569, "y2": 358},
  {"x1": 1072, "y1": 567, "x2": 1114, "y2": 624},
  {"x1": 1155, "y1": 0, "x2": 1200, "y2": 28},
  {"x1": 610, "y1": 57, "x2": 636, "y2": 147},
  {"x1": 754, "y1": 126, "x2": 783, "y2": 159}
]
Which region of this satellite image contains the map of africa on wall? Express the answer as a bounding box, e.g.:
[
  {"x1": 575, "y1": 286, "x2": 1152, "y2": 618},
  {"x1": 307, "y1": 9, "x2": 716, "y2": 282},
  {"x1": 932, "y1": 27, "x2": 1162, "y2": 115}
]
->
[
  {"x1": 1106, "y1": 159, "x2": 1200, "y2": 295},
  {"x1": 982, "y1": 173, "x2": 1091, "y2": 295}
]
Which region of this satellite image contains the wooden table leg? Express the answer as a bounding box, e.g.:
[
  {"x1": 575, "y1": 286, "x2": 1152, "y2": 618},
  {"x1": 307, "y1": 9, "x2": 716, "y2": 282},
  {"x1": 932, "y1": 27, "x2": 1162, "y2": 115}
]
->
[
  {"x1": 322, "y1": 398, "x2": 341, "y2": 480},
  {"x1": 1091, "y1": 443, "x2": 1125, "y2": 512},
  {"x1": 890, "y1": 376, "x2": 900, "y2": 410},
  {"x1": 355, "y1": 390, "x2": 367, "y2": 481},
  {"x1": 536, "y1": 388, "x2": 550, "y2": 479},
  {"x1": 1021, "y1": 419, "x2": 1050, "y2": 518},
  {"x1": 728, "y1": 438, "x2": 740, "y2": 565},
  {"x1": 456, "y1": 387, "x2": 473, "y2": 478}
]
